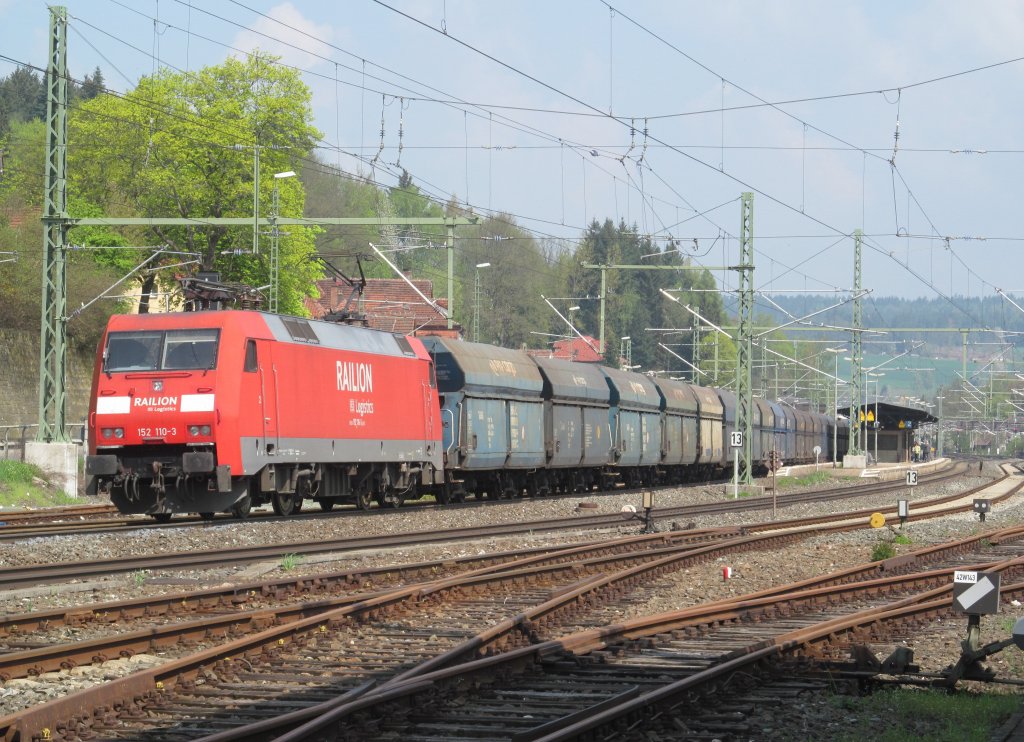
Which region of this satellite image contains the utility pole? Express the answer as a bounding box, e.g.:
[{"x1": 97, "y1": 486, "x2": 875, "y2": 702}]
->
[
  {"x1": 848, "y1": 228, "x2": 864, "y2": 457},
  {"x1": 446, "y1": 220, "x2": 456, "y2": 330},
  {"x1": 268, "y1": 170, "x2": 296, "y2": 313},
  {"x1": 28, "y1": 6, "x2": 78, "y2": 497},
  {"x1": 692, "y1": 322, "x2": 701, "y2": 382},
  {"x1": 736, "y1": 192, "x2": 754, "y2": 485},
  {"x1": 37, "y1": 5, "x2": 69, "y2": 444},
  {"x1": 32, "y1": 10, "x2": 478, "y2": 494},
  {"x1": 473, "y1": 262, "x2": 490, "y2": 342},
  {"x1": 961, "y1": 329, "x2": 969, "y2": 382}
]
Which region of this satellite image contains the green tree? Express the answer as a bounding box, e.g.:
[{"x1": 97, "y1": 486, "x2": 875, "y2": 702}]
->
[
  {"x1": 458, "y1": 214, "x2": 556, "y2": 348},
  {"x1": 79, "y1": 67, "x2": 104, "y2": 101},
  {"x1": 68, "y1": 54, "x2": 323, "y2": 315},
  {"x1": 570, "y1": 219, "x2": 724, "y2": 368},
  {"x1": 697, "y1": 330, "x2": 736, "y2": 388},
  {"x1": 0, "y1": 67, "x2": 46, "y2": 139},
  {"x1": 0, "y1": 118, "x2": 46, "y2": 215}
]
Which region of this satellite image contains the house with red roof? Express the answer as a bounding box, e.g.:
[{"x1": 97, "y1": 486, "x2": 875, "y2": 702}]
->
[{"x1": 307, "y1": 275, "x2": 461, "y2": 338}]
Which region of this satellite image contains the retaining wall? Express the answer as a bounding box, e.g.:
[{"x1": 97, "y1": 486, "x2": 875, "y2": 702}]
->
[{"x1": 0, "y1": 329, "x2": 94, "y2": 427}]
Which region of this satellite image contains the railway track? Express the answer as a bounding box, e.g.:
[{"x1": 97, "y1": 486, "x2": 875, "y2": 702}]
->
[
  {"x1": 0, "y1": 463, "x2": 963, "y2": 540},
  {"x1": 0, "y1": 466, "x2": 1017, "y2": 740},
  {"x1": 0, "y1": 529, "x2": 739, "y2": 678},
  {"x1": 251, "y1": 525, "x2": 1024, "y2": 741},
  {"x1": 0, "y1": 464, "x2": 970, "y2": 589}
]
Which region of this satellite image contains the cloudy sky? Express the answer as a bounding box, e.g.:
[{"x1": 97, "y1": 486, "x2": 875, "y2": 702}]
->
[{"x1": 4, "y1": 0, "x2": 1024, "y2": 307}]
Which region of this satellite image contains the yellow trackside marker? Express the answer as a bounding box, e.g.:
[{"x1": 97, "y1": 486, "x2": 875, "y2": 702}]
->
[
  {"x1": 278, "y1": 639, "x2": 285, "y2": 646},
  {"x1": 319, "y1": 625, "x2": 327, "y2": 633},
  {"x1": 41, "y1": 730, "x2": 51, "y2": 740},
  {"x1": 155, "y1": 681, "x2": 164, "y2": 690},
  {"x1": 869, "y1": 512, "x2": 886, "y2": 529}
]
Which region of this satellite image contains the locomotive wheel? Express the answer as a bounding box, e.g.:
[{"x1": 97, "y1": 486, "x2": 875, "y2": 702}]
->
[
  {"x1": 354, "y1": 488, "x2": 373, "y2": 510},
  {"x1": 318, "y1": 499, "x2": 335, "y2": 512},
  {"x1": 272, "y1": 491, "x2": 298, "y2": 517},
  {"x1": 152, "y1": 513, "x2": 172, "y2": 523},
  {"x1": 231, "y1": 494, "x2": 252, "y2": 520}
]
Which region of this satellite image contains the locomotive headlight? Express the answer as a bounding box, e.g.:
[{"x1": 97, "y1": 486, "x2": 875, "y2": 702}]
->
[
  {"x1": 102, "y1": 428, "x2": 113, "y2": 438},
  {"x1": 113, "y1": 428, "x2": 124, "y2": 439},
  {"x1": 189, "y1": 425, "x2": 200, "y2": 436},
  {"x1": 200, "y1": 425, "x2": 211, "y2": 436}
]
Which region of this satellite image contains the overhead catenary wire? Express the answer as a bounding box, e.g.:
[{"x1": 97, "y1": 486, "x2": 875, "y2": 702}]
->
[{"x1": 6, "y1": 4, "x2": 1016, "y2": 322}]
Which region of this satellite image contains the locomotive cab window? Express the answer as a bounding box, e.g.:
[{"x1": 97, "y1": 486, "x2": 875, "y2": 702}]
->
[
  {"x1": 103, "y1": 329, "x2": 220, "y2": 372},
  {"x1": 163, "y1": 329, "x2": 220, "y2": 370},
  {"x1": 105, "y1": 332, "x2": 162, "y2": 372}
]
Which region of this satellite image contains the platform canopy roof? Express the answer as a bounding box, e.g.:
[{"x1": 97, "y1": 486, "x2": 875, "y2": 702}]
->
[{"x1": 836, "y1": 401, "x2": 938, "y2": 430}]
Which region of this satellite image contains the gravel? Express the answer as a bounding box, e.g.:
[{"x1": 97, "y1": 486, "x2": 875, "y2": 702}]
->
[{"x1": 2, "y1": 462, "x2": 1022, "y2": 734}]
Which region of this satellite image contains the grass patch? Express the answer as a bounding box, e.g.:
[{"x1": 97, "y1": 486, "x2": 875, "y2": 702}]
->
[
  {"x1": 831, "y1": 687, "x2": 1019, "y2": 742},
  {"x1": 893, "y1": 532, "x2": 912, "y2": 545},
  {"x1": 871, "y1": 542, "x2": 897, "y2": 561},
  {"x1": 772, "y1": 471, "x2": 835, "y2": 489},
  {"x1": 279, "y1": 553, "x2": 304, "y2": 571},
  {"x1": 131, "y1": 569, "x2": 150, "y2": 587},
  {"x1": 0, "y1": 461, "x2": 76, "y2": 508}
]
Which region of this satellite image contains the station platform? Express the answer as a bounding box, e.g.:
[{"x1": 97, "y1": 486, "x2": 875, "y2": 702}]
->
[{"x1": 775, "y1": 457, "x2": 950, "y2": 482}]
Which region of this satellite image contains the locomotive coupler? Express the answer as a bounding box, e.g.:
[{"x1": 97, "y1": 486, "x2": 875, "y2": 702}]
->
[{"x1": 151, "y1": 461, "x2": 166, "y2": 495}]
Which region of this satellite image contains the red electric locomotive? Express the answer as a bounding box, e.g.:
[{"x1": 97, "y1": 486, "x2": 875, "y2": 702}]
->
[{"x1": 86, "y1": 311, "x2": 443, "y2": 520}]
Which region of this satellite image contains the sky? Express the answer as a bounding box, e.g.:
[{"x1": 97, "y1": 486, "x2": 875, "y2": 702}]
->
[{"x1": 3, "y1": 0, "x2": 1024, "y2": 312}]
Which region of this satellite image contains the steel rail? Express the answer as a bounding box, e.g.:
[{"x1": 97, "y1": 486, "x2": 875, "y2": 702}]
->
[
  {"x1": 268, "y1": 537, "x2": 1024, "y2": 741},
  {"x1": 0, "y1": 465, "x2": 968, "y2": 589},
  {"x1": 0, "y1": 462, "x2": 963, "y2": 540}
]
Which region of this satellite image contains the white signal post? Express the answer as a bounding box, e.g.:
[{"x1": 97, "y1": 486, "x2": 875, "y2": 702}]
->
[{"x1": 730, "y1": 431, "x2": 742, "y2": 499}]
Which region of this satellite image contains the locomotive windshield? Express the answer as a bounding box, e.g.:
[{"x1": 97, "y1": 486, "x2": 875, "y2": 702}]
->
[{"x1": 105, "y1": 329, "x2": 220, "y2": 372}]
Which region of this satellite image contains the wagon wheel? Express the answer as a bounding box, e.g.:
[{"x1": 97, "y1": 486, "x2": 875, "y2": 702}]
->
[
  {"x1": 198, "y1": 512, "x2": 216, "y2": 521},
  {"x1": 152, "y1": 513, "x2": 172, "y2": 523},
  {"x1": 231, "y1": 493, "x2": 252, "y2": 520},
  {"x1": 354, "y1": 487, "x2": 373, "y2": 511},
  {"x1": 435, "y1": 483, "x2": 452, "y2": 505},
  {"x1": 272, "y1": 491, "x2": 298, "y2": 517},
  {"x1": 318, "y1": 499, "x2": 336, "y2": 512}
]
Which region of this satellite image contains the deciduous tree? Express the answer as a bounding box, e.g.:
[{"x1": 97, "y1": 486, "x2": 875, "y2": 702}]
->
[{"x1": 69, "y1": 54, "x2": 323, "y2": 315}]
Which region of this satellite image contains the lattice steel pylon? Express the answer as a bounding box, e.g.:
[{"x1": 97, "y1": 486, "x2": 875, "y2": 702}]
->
[
  {"x1": 736, "y1": 193, "x2": 754, "y2": 484},
  {"x1": 848, "y1": 228, "x2": 864, "y2": 455},
  {"x1": 36, "y1": 5, "x2": 69, "y2": 443}
]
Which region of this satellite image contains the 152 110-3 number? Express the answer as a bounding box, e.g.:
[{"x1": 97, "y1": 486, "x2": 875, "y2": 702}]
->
[{"x1": 137, "y1": 427, "x2": 177, "y2": 438}]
